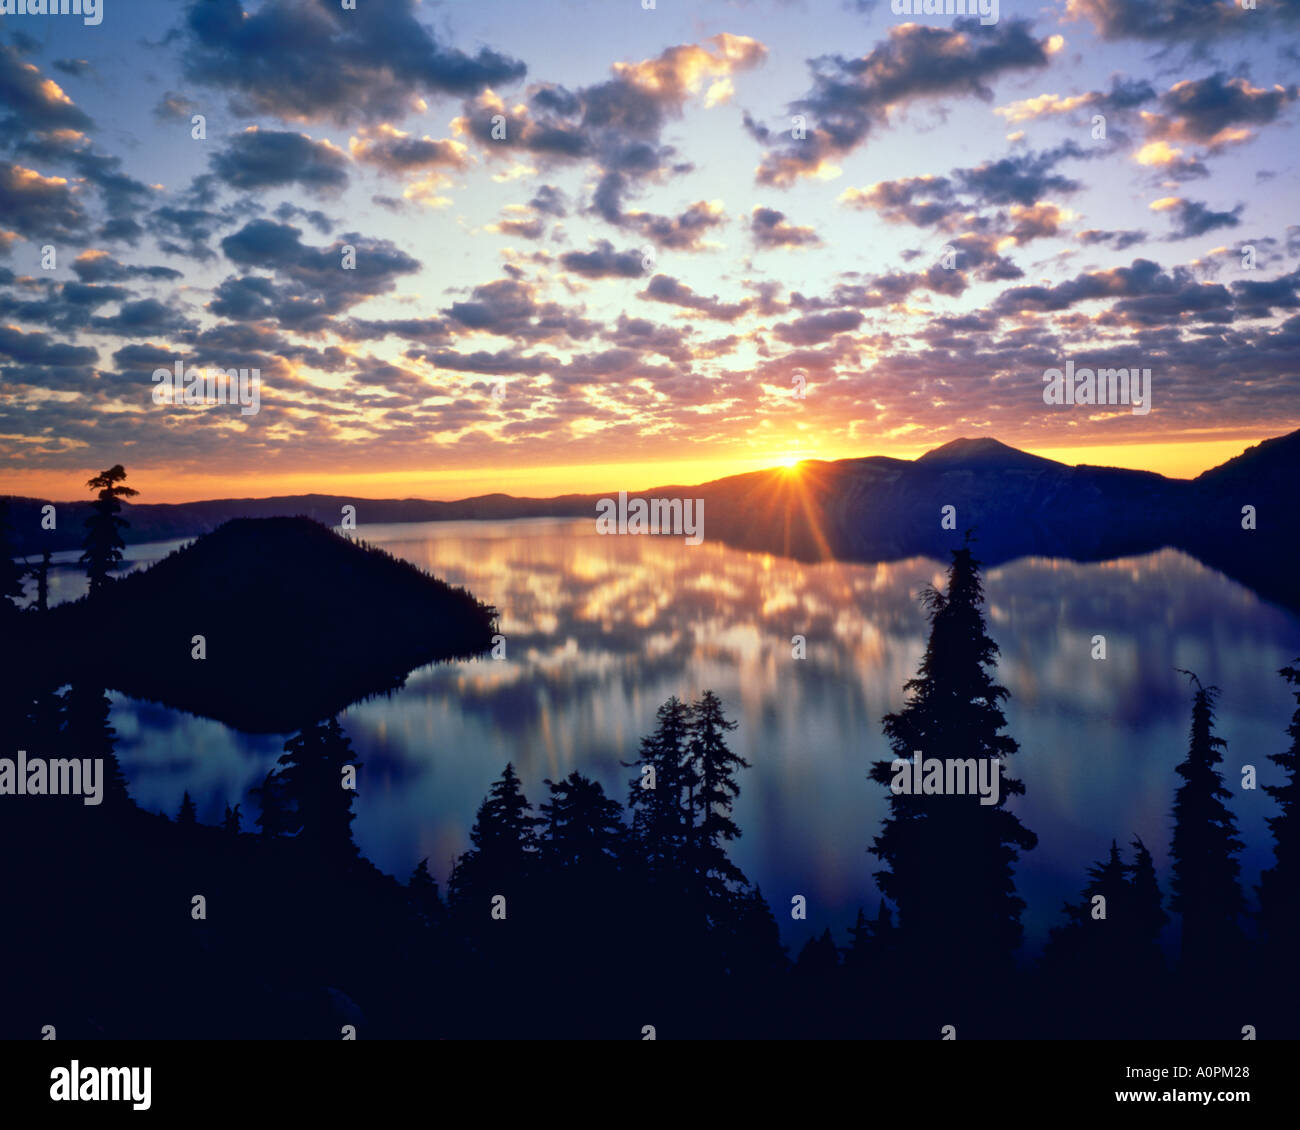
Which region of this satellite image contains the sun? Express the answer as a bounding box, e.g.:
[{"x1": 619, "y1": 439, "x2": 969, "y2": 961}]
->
[{"x1": 778, "y1": 454, "x2": 804, "y2": 470}]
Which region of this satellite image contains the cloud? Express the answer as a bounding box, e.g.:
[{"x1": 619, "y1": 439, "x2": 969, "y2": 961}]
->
[
  {"x1": 443, "y1": 277, "x2": 600, "y2": 343},
  {"x1": 753, "y1": 19, "x2": 1051, "y2": 186},
  {"x1": 839, "y1": 143, "x2": 1085, "y2": 227},
  {"x1": 210, "y1": 128, "x2": 351, "y2": 194},
  {"x1": 489, "y1": 205, "x2": 547, "y2": 241},
  {"x1": 1150, "y1": 196, "x2": 1244, "y2": 239},
  {"x1": 1132, "y1": 139, "x2": 1208, "y2": 180},
  {"x1": 14, "y1": 128, "x2": 154, "y2": 228},
  {"x1": 772, "y1": 308, "x2": 863, "y2": 344},
  {"x1": 51, "y1": 58, "x2": 93, "y2": 78},
  {"x1": 0, "y1": 324, "x2": 98, "y2": 367},
  {"x1": 72, "y1": 250, "x2": 183, "y2": 283},
  {"x1": 750, "y1": 206, "x2": 821, "y2": 248},
  {"x1": 272, "y1": 202, "x2": 333, "y2": 236},
  {"x1": 213, "y1": 219, "x2": 422, "y2": 329},
  {"x1": 154, "y1": 91, "x2": 198, "y2": 122},
  {"x1": 1064, "y1": 0, "x2": 1250, "y2": 42},
  {"x1": 0, "y1": 160, "x2": 86, "y2": 240},
  {"x1": 348, "y1": 124, "x2": 471, "y2": 173},
  {"x1": 559, "y1": 240, "x2": 646, "y2": 278},
  {"x1": 452, "y1": 34, "x2": 765, "y2": 225},
  {"x1": 991, "y1": 257, "x2": 1234, "y2": 325},
  {"x1": 182, "y1": 0, "x2": 526, "y2": 125},
  {"x1": 89, "y1": 298, "x2": 195, "y2": 336},
  {"x1": 835, "y1": 146, "x2": 1079, "y2": 276},
  {"x1": 995, "y1": 77, "x2": 1156, "y2": 123},
  {"x1": 0, "y1": 44, "x2": 92, "y2": 134},
  {"x1": 1140, "y1": 74, "x2": 1298, "y2": 150},
  {"x1": 1077, "y1": 228, "x2": 1148, "y2": 250},
  {"x1": 625, "y1": 200, "x2": 728, "y2": 250},
  {"x1": 639, "y1": 274, "x2": 753, "y2": 321}
]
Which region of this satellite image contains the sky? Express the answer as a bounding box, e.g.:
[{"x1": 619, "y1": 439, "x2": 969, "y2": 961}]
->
[{"x1": 0, "y1": 0, "x2": 1297, "y2": 504}]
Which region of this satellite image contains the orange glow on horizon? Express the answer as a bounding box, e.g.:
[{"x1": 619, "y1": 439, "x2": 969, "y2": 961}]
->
[{"x1": 0, "y1": 433, "x2": 1284, "y2": 505}]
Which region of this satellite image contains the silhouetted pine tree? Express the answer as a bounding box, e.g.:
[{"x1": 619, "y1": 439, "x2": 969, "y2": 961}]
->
[
  {"x1": 79, "y1": 465, "x2": 137, "y2": 596},
  {"x1": 60, "y1": 683, "x2": 130, "y2": 809},
  {"x1": 34, "y1": 550, "x2": 50, "y2": 613},
  {"x1": 0, "y1": 500, "x2": 24, "y2": 614},
  {"x1": 868, "y1": 538, "x2": 1036, "y2": 975},
  {"x1": 724, "y1": 885, "x2": 787, "y2": 979},
  {"x1": 1169, "y1": 671, "x2": 1244, "y2": 972},
  {"x1": 843, "y1": 906, "x2": 872, "y2": 971},
  {"x1": 1044, "y1": 841, "x2": 1131, "y2": 974},
  {"x1": 1127, "y1": 835, "x2": 1168, "y2": 974},
  {"x1": 448, "y1": 763, "x2": 540, "y2": 912},
  {"x1": 408, "y1": 858, "x2": 446, "y2": 930},
  {"x1": 177, "y1": 791, "x2": 197, "y2": 825},
  {"x1": 536, "y1": 771, "x2": 629, "y2": 995},
  {"x1": 22, "y1": 684, "x2": 63, "y2": 758},
  {"x1": 685, "y1": 690, "x2": 750, "y2": 918},
  {"x1": 795, "y1": 928, "x2": 839, "y2": 977},
  {"x1": 866, "y1": 899, "x2": 898, "y2": 964},
  {"x1": 253, "y1": 769, "x2": 292, "y2": 837},
  {"x1": 626, "y1": 695, "x2": 692, "y2": 881},
  {"x1": 539, "y1": 771, "x2": 626, "y2": 878},
  {"x1": 1258, "y1": 660, "x2": 1300, "y2": 951},
  {"x1": 274, "y1": 717, "x2": 361, "y2": 862},
  {"x1": 222, "y1": 803, "x2": 242, "y2": 835}
]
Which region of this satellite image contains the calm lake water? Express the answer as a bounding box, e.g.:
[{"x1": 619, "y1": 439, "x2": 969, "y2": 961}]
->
[{"x1": 34, "y1": 518, "x2": 1300, "y2": 956}]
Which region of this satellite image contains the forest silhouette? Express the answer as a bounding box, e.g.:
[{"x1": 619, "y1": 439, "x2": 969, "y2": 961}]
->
[{"x1": 0, "y1": 471, "x2": 1296, "y2": 1038}]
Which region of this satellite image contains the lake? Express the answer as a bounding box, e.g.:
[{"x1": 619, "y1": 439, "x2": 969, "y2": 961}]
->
[{"x1": 34, "y1": 517, "x2": 1300, "y2": 957}]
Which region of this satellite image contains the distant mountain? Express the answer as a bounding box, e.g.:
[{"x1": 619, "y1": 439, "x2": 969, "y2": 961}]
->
[
  {"x1": 6, "y1": 429, "x2": 1299, "y2": 611},
  {"x1": 17, "y1": 517, "x2": 498, "y2": 731},
  {"x1": 916, "y1": 436, "x2": 1062, "y2": 470}
]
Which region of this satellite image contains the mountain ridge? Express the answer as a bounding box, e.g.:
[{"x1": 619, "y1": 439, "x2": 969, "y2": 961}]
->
[{"x1": 6, "y1": 429, "x2": 1298, "y2": 611}]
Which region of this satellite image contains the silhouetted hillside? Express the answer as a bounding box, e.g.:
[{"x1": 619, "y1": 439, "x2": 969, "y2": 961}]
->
[{"x1": 18, "y1": 517, "x2": 498, "y2": 730}]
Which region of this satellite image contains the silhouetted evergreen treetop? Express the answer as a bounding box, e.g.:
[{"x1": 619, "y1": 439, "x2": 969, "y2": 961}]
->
[
  {"x1": 177, "y1": 791, "x2": 197, "y2": 826},
  {"x1": 539, "y1": 771, "x2": 626, "y2": 875},
  {"x1": 274, "y1": 717, "x2": 361, "y2": 861},
  {"x1": 0, "y1": 499, "x2": 24, "y2": 615},
  {"x1": 80, "y1": 464, "x2": 136, "y2": 597},
  {"x1": 1258, "y1": 660, "x2": 1300, "y2": 950},
  {"x1": 32, "y1": 549, "x2": 51, "y2": 613},
  {"x1": 408, "y1": 858, "x2": 446, "y2": 929},
  {"x1": 449, "y1": 763, "x2": 541, "y2": 907},
  {"x1": 685, "y1": 690, "x2": 750, "y2": 909},
  {"x1": 868, "y1": 538, "x2": 1036, "y2": 969},
  {"x1": 60, "y1": 682, "x2": 130, "y2": 810},
  {"x1": 1127, "y1": 835, "x2": 1168, "y2": 951},
  {"x1": 724, "y1": 885, "x2": 787, "y2": 977},
  {"x1": 626, "y1": 695, "x2": 692, "y2": 878},
  {"x1": 844, "y1": 906, "x2": 872, "y2": 969},
  {"x1": 1169, "y1": 671, "x2": 1245, "y2": 970},
  {"x1": 222, "y1": 803, "x2": 242, "y2": 835},
  {"x1": 254, "y1": 768, "x2": 292, "y2": 837},
  {"x1": 795, "y1": 928, "x2": 840, "y2": 976},
  {"x1": 1044, "y1": 840, "x2": 1138, "y2": 972}
]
